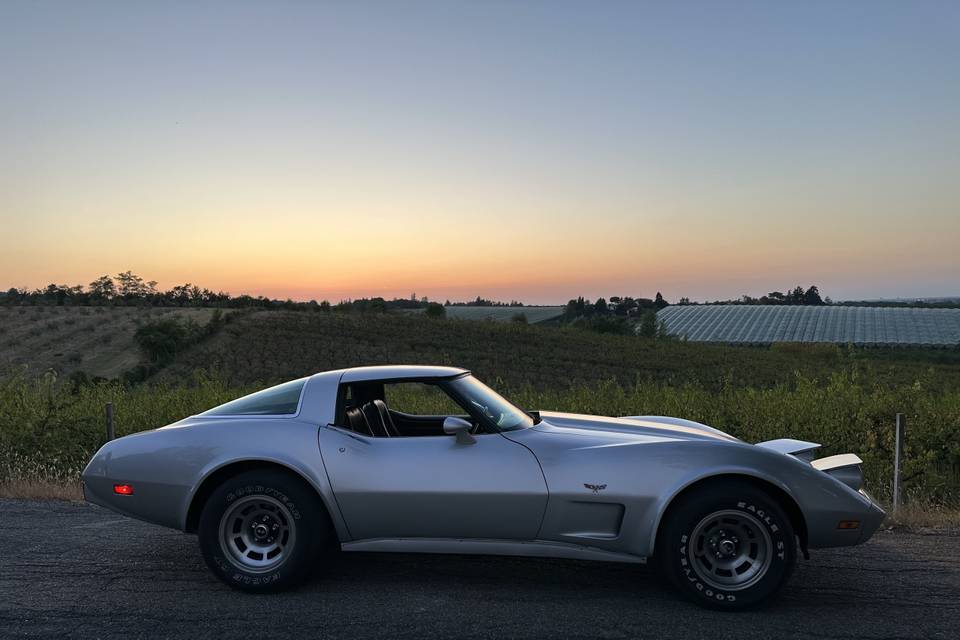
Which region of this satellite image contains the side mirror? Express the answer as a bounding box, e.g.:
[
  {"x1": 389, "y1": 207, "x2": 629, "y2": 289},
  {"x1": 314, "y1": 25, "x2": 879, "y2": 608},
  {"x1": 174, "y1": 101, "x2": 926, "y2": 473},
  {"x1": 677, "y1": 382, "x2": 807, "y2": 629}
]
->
[{"x1": 443, "y1": 416, "x2": 476, "y2": 445}]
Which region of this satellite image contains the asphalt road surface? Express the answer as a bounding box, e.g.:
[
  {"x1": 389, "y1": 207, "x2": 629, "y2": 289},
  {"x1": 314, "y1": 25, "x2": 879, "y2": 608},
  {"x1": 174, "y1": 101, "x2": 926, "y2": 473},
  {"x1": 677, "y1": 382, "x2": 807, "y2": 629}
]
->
[{"x1": 2, "y1": 500, "x2": 957, "y2": 640}]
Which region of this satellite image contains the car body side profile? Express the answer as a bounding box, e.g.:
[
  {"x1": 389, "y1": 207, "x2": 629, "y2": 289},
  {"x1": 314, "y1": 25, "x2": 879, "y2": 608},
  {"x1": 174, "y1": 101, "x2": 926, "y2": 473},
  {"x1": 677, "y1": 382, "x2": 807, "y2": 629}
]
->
[{"x1": 83, "y1": 365, "x2": 885, "y2": 609}]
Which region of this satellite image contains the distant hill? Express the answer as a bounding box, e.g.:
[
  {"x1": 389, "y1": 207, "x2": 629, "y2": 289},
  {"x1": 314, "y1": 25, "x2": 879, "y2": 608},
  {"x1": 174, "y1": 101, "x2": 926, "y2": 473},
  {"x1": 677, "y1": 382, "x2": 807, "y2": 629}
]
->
[
  {"x1": 154, "y1": 309, "x2": 960, "y2": 392},
  {"x1": 0, "y1": 306, "x2": 216, "y2": 380},
  {"x1": 850, "y1": 297, "x2": 960, "y2": 303},
  {"x1": 838, "y1": 297, "x2": 960, "y2": 308},
  {"x1": 5, "y1": 306, "x2": 960, "y2": 393},
  {"x1": 405, "y1": 305, "x2": 564, "y2": 323}
]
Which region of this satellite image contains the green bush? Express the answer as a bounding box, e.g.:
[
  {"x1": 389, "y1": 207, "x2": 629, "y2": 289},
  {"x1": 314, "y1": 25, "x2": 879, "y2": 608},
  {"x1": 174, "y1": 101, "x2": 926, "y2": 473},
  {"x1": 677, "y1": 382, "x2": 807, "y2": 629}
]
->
[
  {"x1": 1, "y1": 367, "x2": 957, "y2": 505},
  {"x1": 424, "y1": 303, "x2": 446, "y2": 318},
  {"x1": 0, "y1": 369, "x2": 251, "y2": 484},
  {"x1": 134, "y1": 317, "x2": 199, "y2": 365}
]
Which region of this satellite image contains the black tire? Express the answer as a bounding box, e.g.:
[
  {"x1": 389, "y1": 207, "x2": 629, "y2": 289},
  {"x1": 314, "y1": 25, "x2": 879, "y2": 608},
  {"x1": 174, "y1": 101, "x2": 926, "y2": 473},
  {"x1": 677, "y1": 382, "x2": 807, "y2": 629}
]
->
[
  {"x1": 655, "y1": 480, "x2": 797, "y2": 610},
  {"x1": 198, "y1": 469, "x2": 331, "y2": 592}
]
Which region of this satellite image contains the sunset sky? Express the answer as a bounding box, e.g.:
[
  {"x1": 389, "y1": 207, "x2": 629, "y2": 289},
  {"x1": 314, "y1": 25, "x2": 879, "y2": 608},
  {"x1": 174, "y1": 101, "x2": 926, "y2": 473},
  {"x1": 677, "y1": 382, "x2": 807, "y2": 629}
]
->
[{"x1": 2, "y1": 1, "x2": 958, "y2": 304}]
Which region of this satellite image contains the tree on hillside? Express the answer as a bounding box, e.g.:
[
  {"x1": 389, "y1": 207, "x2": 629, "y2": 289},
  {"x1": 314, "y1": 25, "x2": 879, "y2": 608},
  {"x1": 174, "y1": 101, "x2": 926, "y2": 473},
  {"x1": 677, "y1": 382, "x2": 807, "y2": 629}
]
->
[
  {"x1": 803, "y1": 285, "x2": 824, "y2": 305},
  {"x1": 88, "y1": 275, "x2": 116, "y2": 301},
  {"x1": 638, "y1": 310, "x2": 658, "y2": 338},
  {"x1": 169, "y1": 283, "x2": 205, "y2": 306},
  {"x1": 116, "y1": 271, "x2": 149, "y2": 300},
  {"x1": 564, "y1": 296, "x2": 587, "y2": 318},
  {"x1": 38, "y1": 284, "x2": 80, "y2": 305},
  {"x1": 134, "y1": 317, "x2": 190, "y2": 364}
]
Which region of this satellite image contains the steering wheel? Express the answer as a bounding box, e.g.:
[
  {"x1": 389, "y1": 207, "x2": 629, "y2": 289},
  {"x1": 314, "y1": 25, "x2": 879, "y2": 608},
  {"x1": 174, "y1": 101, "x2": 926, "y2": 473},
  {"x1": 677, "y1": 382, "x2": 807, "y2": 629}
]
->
[{"x1": 469, "y1": 400, "x2": 502, "y2": 430}]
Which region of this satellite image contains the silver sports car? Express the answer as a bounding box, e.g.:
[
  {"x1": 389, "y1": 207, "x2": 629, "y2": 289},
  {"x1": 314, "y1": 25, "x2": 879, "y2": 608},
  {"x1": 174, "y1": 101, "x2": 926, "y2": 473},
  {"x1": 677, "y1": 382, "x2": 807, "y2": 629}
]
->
[{"x1": 83, "y1": 365, "x2": 885, "y2": 609}]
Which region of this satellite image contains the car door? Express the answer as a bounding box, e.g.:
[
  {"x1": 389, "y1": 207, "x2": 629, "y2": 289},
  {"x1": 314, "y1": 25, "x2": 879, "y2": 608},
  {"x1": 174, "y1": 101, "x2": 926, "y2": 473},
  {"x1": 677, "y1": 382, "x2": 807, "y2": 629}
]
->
[{"x1": 318, "y1": 425, "x2": 548, "y2": 541}]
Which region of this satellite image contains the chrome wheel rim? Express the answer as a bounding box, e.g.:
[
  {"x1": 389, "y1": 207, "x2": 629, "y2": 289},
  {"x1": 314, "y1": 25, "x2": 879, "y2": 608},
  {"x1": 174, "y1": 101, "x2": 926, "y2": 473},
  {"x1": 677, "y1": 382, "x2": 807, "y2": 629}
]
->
[
  {"x1": 219, "y1": 495, "x2": 296, "y2": 573},
  {"x1": 688, "y1": 509, "x2": 772, "y2": 591}
]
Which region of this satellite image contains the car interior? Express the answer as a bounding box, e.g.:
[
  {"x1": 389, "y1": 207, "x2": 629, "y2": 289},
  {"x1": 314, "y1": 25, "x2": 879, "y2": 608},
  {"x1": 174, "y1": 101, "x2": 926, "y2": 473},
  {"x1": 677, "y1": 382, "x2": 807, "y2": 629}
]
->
[{"x1": 335, "y1": 381, "x2": 479, "y2": 438}]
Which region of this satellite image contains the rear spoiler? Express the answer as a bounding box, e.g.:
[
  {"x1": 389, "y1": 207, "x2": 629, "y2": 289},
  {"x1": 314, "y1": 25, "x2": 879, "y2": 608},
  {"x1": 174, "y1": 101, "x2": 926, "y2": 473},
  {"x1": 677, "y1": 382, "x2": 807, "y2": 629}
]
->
[
  {"x1": 811, "y1": 453, "x2": 864, "y2": 491},
  {"x1": 757, "y1": 440, "x2": 864, "y2": 491},
  {"x1": 755, "y1": 438, "x2": 821, "y2": 462}
]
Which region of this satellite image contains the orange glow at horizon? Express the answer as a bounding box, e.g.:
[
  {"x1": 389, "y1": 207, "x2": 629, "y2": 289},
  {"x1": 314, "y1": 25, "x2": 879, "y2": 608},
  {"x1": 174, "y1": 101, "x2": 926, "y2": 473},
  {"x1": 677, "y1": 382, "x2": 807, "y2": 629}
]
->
[{"x1": 4, "y1": 200, "x2": 957, "y2": 304}]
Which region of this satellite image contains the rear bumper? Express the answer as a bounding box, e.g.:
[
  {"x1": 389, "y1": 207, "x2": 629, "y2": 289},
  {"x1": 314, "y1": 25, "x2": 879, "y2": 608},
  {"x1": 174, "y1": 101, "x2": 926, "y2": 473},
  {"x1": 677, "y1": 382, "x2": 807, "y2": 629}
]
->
[
  {"x1": 81, "y1": 438, "x2": 189, "y2": 530},
  {"x1": 81, "y1": 471, "x2": 116, "y2": 511}
]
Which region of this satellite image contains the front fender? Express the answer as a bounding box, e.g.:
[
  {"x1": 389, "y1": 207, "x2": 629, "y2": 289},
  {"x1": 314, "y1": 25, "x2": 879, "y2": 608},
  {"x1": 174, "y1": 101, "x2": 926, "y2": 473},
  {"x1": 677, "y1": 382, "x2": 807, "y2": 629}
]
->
[
  {"x1": 642, "y1": 443, "x2": 882, "y2": 556},
  {"x1": 644, "y1": 462, "x2": 802, "y2": 558}
]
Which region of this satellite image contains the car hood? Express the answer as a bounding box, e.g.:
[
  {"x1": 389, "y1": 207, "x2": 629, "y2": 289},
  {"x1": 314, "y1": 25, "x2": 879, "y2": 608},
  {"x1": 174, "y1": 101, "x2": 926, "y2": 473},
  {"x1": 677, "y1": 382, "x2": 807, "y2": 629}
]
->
[{"x1": 534, "y1": 411, "x2": 739, "y2": 443}]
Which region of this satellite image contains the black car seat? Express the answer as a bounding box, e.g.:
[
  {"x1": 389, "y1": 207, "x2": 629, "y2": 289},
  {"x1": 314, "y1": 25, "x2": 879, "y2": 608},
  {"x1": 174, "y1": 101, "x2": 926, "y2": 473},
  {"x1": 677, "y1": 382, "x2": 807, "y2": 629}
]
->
[
  {"x1": 361, "y1": 402, "x2": 391, "y2": 437},
  {"x1": 345, "y1": 406, "x2": 373, "y2": 436},
  {"x1": 372, "y1": 399, "x2": 400, "y2": 437}
]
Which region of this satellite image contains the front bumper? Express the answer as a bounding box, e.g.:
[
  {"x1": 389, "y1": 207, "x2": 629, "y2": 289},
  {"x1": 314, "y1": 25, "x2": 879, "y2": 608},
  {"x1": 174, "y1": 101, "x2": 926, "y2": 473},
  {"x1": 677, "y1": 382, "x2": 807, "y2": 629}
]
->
[
  {"x1": 857, "y1": 489, "x2": 887, "y2": 543},
  {"x1": 805, "y1": 486, "x2": 886, "y2": 549}
]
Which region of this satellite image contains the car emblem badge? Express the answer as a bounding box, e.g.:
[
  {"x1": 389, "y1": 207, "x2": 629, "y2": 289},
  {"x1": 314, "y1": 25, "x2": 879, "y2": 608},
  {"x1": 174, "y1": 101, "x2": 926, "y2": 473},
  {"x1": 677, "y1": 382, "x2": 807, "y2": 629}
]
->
[{"x1": 584, "y1": 483, "x2": 607, "y2": 494}]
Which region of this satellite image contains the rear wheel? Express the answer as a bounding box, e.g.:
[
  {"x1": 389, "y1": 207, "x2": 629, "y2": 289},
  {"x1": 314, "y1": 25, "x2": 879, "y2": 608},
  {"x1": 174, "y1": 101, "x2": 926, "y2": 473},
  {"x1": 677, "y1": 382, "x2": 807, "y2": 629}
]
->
[
  {"x1": 655, "y1": 481, "x2": 797, "y2": 609},
  {"x1": 198, "y1": 469, "x2": 331, "y2": 592}
]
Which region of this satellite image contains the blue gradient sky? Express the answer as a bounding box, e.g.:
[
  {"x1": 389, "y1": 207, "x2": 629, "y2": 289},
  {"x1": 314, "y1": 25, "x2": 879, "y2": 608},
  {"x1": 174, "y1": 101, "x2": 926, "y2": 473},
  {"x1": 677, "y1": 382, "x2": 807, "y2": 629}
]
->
[{"x1": 1, "y1": 1, "x2": 958, "y2": 303}]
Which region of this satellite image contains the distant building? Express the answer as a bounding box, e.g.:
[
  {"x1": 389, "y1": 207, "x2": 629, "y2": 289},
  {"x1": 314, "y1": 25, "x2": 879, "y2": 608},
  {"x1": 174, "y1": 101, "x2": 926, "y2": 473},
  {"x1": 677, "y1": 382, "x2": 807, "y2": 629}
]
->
[{"x1": 655, "y1": 305, "x2": 960, "y2": 347}]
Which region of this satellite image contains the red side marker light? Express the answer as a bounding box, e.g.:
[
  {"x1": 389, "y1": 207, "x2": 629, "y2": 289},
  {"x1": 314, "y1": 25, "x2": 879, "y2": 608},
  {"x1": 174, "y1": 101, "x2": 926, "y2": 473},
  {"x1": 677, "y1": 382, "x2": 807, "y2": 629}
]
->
[
  {"x1": 113, "y1": 484, "x2": 135, "y2": 495},
  {"x1": 837, "y1": 520, "x2": 860, "y2": 530}
]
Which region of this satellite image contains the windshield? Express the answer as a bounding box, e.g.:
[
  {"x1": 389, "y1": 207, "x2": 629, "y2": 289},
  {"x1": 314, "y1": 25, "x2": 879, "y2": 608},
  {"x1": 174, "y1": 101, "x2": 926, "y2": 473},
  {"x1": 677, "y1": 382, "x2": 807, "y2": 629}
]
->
[{"x1": 446, "y1": 375, "x2": 533, "y2": 432}]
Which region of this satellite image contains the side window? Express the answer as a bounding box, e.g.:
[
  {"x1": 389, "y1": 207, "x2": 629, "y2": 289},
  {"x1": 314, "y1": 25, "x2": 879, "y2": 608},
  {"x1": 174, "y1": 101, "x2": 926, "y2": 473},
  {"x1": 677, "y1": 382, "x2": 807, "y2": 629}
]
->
[
  {"x1": 202, "y1": 378, "x2": 307, "y2": 416},
  {"x1": 384, "y1": 382, "x2": 464, "y2": 416}
]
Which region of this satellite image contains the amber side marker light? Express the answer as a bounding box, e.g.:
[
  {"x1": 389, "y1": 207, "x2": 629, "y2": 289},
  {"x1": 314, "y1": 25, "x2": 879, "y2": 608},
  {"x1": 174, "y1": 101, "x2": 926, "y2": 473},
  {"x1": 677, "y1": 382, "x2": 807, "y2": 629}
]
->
[
  {"x1": 113, "y1": 484, "x2": 135, "y2": 496},
  {"x1": 837, "y1": 520, "x2": 860, "y2": 530}
]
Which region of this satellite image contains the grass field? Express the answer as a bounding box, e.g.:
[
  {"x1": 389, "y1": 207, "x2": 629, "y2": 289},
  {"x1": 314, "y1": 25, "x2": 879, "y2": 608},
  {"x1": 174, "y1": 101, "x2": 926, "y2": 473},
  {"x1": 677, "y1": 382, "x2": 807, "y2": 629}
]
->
[
  {"x1": 156, "y1": 310, "x2": 960, "y2": 392},
  {"x1": 1, "y1": 307, "x2": 959, "y2": 510},
  {"x1": 0, "y1": 306, "x2": 217, "y2": 380}
]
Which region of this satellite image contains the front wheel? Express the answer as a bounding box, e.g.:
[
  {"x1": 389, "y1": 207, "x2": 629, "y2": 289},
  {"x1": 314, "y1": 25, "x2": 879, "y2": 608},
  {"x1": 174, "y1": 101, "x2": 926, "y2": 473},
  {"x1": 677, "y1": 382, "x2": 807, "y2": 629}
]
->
[
  {"x1": 198, "y1": 469, "x2": 331, "y2": 592},
  {"x1": 655, "y1": 481, "x2": 797, "y2": 609}
]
